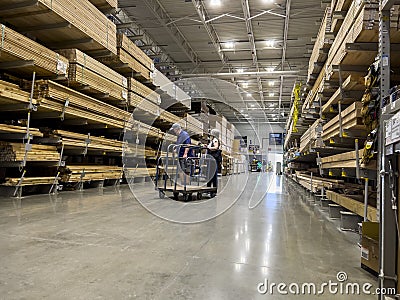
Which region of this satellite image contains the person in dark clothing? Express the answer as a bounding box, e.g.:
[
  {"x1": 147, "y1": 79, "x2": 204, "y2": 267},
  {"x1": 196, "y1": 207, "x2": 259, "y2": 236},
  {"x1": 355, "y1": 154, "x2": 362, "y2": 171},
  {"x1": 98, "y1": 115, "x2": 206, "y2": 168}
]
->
[
  {"x1": 206, "y1": 129, "x2": 221, "y2": 197},
  {"x1": 170, "y1": 123, "x2": 192, "y2": 183}
]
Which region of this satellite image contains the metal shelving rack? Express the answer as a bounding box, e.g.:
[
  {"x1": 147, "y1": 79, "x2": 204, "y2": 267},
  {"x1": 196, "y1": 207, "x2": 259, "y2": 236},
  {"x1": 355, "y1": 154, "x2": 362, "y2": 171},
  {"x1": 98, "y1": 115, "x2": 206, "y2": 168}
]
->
[{"x1": 379, "y1": 0, "x2": 400, "y2": 297}]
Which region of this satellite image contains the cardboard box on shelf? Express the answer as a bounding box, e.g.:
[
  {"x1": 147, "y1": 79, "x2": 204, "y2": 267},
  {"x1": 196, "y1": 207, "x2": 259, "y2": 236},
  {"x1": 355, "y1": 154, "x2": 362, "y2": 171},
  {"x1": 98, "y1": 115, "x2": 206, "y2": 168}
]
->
[{"x1": 361, "y1": 222, "x2": 379, "y2": 274}]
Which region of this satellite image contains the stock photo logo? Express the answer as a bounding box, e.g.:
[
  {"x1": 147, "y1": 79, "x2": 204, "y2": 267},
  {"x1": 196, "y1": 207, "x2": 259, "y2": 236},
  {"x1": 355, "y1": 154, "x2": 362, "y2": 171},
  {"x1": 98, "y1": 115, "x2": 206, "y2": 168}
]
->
[
  {"x1": 257, "y1": 271, "x2": 395, "y2": 296},
  {"x1": 122, "y1": 77, "x2": 274, "y2": 224}
]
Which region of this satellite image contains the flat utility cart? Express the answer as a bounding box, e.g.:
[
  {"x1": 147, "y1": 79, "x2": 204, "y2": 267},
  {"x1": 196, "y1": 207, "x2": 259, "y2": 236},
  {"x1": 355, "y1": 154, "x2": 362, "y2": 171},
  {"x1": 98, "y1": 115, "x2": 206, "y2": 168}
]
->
[{"x1": 155, "y1": 144, "x2": 218, "y2": 201}]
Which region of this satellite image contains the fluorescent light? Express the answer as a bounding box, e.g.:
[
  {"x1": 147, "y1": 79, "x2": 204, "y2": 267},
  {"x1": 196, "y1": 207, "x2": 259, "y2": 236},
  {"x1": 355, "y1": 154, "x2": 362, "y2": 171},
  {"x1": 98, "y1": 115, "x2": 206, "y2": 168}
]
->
[
  {"x1": 225, "y1": 41, "x2": 234, "y2": 48},
  {"x1": 242, "y1": 82, "x2": 248, "y2": 88},
  {"x1": 266, "y1": 67, "x2": 274, "y2": 72},
  {"x1": 237, "y1": 68, "x2": 244, "y2": 73},
  {"x1": 250, "y1": 104, "x2": 255, "y2": 107},
  {"x1": 210, "y1": 0, "x2": 221, "y2": 6},
  {"x1": 268, "y1": 81, "x2": 275, "y2": 86},
  {"x1": 244, "y1": 114, "x2": 248, "y2": 117},
  {"x1": 240, "y1": 109, "x2": 244, "y2": 112},
  {"x1": 246, "y1": 93, "x2": 252, "y2": 97},
  {"x1": 269, "y1": 92, "x2": 275, "y2": 97},
  {"x1": 266, "y1": 40, "x2": 274, "y2": 47},
  {"x1": 269, "y1": 103, "x2": 275, "y2": 107}
]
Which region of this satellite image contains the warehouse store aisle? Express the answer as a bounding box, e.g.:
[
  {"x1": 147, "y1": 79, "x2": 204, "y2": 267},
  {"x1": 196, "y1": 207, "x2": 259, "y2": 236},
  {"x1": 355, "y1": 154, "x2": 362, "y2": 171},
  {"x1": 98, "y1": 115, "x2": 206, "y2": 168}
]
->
[{"x1": 0, "y1": 174, "x2": 377, "y2": 299}]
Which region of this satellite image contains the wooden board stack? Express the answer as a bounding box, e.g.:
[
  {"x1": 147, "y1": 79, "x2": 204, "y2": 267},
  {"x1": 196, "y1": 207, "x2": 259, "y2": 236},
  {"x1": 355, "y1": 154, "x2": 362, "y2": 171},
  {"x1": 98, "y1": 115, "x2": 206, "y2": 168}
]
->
[
  {"x1": 0, "y1": 142, "x2": 60, "y2": 162},
  {"x1": 124, "y1": 167, "x2": 157, "y2": 178},
  {"x1": 0, "y1": 80, "x2": 37, "y2": 107},
  {"x1": 294, "y1": 171, "x2": 344, "y2": 192},
  {"x1": 50, "y1": 130, "x2": 124, "y2": 153},
  {"x1": 128, "y1": 77, "x2": 160, "y2": 104},
  {"x1": 322, "y1": 101, "x2": 365, "y2": 140},
  {"x1": 321, "y1": 150, "x2": 376, "y2": 169},
  {"x1": 34, "y1": 80, "x2": 132, "y2": 128},
  {"x1": 2, "y1": 176, "x2": 57, "y2": 186},
  {"x1": 0, "y1": 24, "x2": 68, "y2": 78},
  {"x1": 0, "y1": 124, "x2": 43, "y2": 137},
  {"x1": 124, "y1": 144, "x2": 157, "y2": 157},
  {"x1": 60, "y1": 165, "x2": 123, "y2": 182},
  {"x1": 299, "y1": 119, "x2": 324, "y2": 152},
  {"x1": 57, "y1": 49, "x2": 128, "y2": 102},
  {"x1": 0, "y1": 0, "x2": 117, "y2": 55},
  {"x1": 87, "y1": 0, "x2": 117, "y2": 11}
]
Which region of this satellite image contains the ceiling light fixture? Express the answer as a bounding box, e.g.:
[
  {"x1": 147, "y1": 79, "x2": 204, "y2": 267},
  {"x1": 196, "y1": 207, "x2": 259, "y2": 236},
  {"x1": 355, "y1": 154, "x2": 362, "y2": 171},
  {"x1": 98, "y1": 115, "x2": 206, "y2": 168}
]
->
[
  {"x1": 266, "y1": 67, "x2": 275, "y2": 72},
  {"x1": 266, "y1": 40, "x2": 275, "y2": 47},
  {"x1": 268, "y1": 81, "x2": 275, "y2": 86},
  {"x1": 242, "y1": 82, "x2": 248, "y2": 88},
  {"x1": 237, "y1": 68, "x2": 244, "y2": 73},
  {"x1": 225, "y1": 41, "x2": 235, "y2": 48},
  {"x1": 250, "y1": 104, "x2": 255, "y2": 107},
  {"x1": 269, "y1": 92, "x2": 275, "y2": 97},
  {"x1": 247, "y1": 93, "x2": 252, "y2": 97},
  {"x1": 210, "y1": 0, "x2": 221, "y2": 7}
]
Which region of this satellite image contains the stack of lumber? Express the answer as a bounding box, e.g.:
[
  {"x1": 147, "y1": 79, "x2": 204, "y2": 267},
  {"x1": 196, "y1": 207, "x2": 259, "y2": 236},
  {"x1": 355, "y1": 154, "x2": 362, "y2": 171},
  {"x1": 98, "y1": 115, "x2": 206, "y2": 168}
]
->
[
  {"x1": 186, "y1": 114, "x2": 204, "y2": 133},
  {"x1": 325, "y1": 0, "x2": 380, "y2": 80},
  {"x1": 299, "y1": 119, "x2": 324, "y2": 152},
  {"x1": 33, "y1": 80, "x2": 132, "y2": 128},
  {"x1": 0, "y1": 80, "x2": 37, "y2": 107},
  {"x1": 0, "y1": 142, "x2": 60, "y2": 162},
  {"x1": 320, "y1": 150, "x2": 376, "y2": 169},
  {"x1": 308, "y1": 7, "x2": 333, "y2": 81},
  {"x1": 87, "y1": 0, "x2": 117, "y2": 11},
  {"x1": 117, "y1": 33, "x2": 154, "y2": 73},
  {"x1": 160, "y1": 110, "x2": 181, "y2": 124},
  {"x1": 98, "y1": 34, "x2": 153, "y2": 81},
  {"x1": 128, "y1": 77, "x2": 160, "y2": 104},
  {"x1": 2, "y1": 176, "x2": 57, "y2": 186},
  {"x1": 124, "y1": 167, "x2": 157, "y2": 178},
  {"x1": 321, "y1": 75, "x2": 365, "y2": 114},
  {"x1": 130, "y1": 96, "x2": 161, "y2": 116},
  {"x1": 322, "y1": 101, "x2": 365, "y2": 140},
  {"x1": 330, "y1": 0, "x2": 353, "y2": 33},
  {"x1": 124, "y1": 144, "x2": 156, "y2": 157},
  {"x1": 0, "y1": 0, "x2": 117, "y2": 54},
  {"x1": 326, "y1": 190, "x2": 377, "y2": 222},
  {"x1": 295, "y1": 171, "x2": 344, "y2": 192},
  {"x1": 51, "y1": 130, "x2": 124, "y2": 153},
  {"x1": 0, "y1": 24, "x2": 68, "y2": 78},
  {"x1": 0, "y1": 124, "x2": 43, "y2": 137},
  {"x1": 133, "y1": 121, "x2": 163, "y2": 139},
  {"x1": 59, "y1": 165, "x2": 123, "y2": 182},
  {"x1": 57, "y1": 49, "x2": 128, "y2": 102}
]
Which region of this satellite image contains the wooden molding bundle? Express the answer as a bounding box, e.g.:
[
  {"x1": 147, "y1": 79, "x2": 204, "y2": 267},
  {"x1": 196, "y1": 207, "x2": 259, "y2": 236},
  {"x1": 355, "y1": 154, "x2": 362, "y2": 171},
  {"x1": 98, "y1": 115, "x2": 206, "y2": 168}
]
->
[
  {"x1": 60, "y1": 165, "x2": 123, "y2": 182},
  {"x1": 0, "y1": 124, "x2": 43, "y2": 137},
  {"x1": 322, "y1": 101, "x2": 365, "y2": 140},
  {"x1": 0, "y1": 0, "x2": 117, "y2": 55},
  {"x1": 300, "y1": 119, "x2": 323, "y2": 152},
  {"x1": 0, "y1": 24, "x2": 68, "y2": 78},
  {"x1": 0, "y1": 142, "x2": 60, "y2": 162},
  {"x1": 57, "y1": 49, "x2": 128, "y2": 102}
]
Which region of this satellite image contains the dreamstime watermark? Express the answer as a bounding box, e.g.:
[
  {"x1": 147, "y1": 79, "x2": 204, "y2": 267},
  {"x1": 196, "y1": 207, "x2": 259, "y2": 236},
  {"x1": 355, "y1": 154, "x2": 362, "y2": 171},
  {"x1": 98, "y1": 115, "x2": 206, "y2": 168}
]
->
[{"x1": 257, "y1": 272, "x2": 396, "y2": 296}]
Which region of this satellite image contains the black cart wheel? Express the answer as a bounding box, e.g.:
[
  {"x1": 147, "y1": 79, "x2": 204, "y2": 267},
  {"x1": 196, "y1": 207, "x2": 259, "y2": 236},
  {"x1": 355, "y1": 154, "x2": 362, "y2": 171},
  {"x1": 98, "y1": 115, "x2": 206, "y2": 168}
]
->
[
  {"x1": 197, "y1": 193, "x2": 203, "y2": 200},
  {"x1": 159, "y1": 191, "x2": 165, "y2": 199},
  {"x1": 173, "y1": 192, "x2": 179, "y2": 199},
  {"x1": 183, "y1": 193, "x2": 191, "y2": 202}
]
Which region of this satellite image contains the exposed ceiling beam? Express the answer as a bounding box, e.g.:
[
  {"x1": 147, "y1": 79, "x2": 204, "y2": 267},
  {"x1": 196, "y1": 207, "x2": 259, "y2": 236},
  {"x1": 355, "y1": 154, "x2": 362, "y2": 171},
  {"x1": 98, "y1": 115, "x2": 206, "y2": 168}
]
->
[
  {"x1": 281, "y1": 0, "x2": 291, "y2": 71},
  {"x1": 180, "y1": 70, "x2": 299, "y2": 77},
  {"x1": 191, "y1": 0, "x2": 228, "y2": 65}
]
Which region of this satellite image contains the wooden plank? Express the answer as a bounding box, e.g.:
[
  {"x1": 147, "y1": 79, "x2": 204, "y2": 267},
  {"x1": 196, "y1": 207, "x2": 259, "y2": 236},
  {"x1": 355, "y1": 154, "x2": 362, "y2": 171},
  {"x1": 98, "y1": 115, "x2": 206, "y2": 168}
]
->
[
  {"x1": 0, "y1": 24, "x2": 68, "y2": 78},
  {"x1": 117, "y1": 34, "x2": 154, "y2": 72},
  {"x1": 326, "y1": 190, "x2": 377, "y2": 222},
  {"x1": 0, "y1": 0, "x2": 117, "y2": 54}
]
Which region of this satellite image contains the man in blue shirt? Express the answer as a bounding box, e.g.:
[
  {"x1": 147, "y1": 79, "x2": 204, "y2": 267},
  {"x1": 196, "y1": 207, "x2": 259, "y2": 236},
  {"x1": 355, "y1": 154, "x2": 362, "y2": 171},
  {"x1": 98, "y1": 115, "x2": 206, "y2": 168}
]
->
[{"x1": 170, "y1": 123, "x2": 193, "y2": 184}]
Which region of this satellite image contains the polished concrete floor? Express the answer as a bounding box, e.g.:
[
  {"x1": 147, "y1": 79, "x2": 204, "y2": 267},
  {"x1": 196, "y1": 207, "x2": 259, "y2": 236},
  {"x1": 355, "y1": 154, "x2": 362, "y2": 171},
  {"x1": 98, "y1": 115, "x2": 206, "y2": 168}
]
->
[{"x1": 0, "y1": 173, "x2": 378, "y2": 299}]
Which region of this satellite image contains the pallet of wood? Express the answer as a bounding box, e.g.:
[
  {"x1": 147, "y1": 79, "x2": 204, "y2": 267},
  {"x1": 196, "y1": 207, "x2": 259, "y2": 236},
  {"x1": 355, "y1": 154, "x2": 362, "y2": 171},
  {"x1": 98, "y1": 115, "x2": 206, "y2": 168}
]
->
[
  {"x1": 2, "y1": 176, "x2": 57, "y2": 186},
  {"x1": 128, "y1": 77, "x2": 160, "y2": 104},
  {"x1": 124, "y1": 167, "x2": 157, "y2": 178},
  {"x1": 322, "y1": 101, "x2": 365, "y2": 140},
  {"x1": 0, "y1": 0, "x2": 117, "y2": 55},
  {"x1": 0, "y1": 142, "x2": 60, "y2": 162},
  {"x1": 326, "y1": 190, "x2": 377, "y2": 222},
  {"x1": 124, "y1": 144, "x2": 157, "y2": 157},
  {"x1": 0, "y1": 80, "x2": 37, "y2": 107},
  {"x1": 0, "y1": 24, "x2": 68, "y2": 78},
  {"x1": 330, "y1": 0, "x2": 353, "y2": 33},
  {"x1": 57, "y1": 49, "x2": 128, "y2": 102},
  {"x1": 321, "y1": 149, "x2": 376, "y2": 169},
  {"x1": 33, "y1": 80, "x2": 132, "y2": 127},
  {"x1": 59, "y1": 165, "x2": 123, "y2": 182},
  {"x1": 87, "y1": 0, "x2": 117, "y2": 11},
  {"x1": 117, "y1": 34, "x2": 154, "y2": 72},
  {"x1": 0, "y1": 124, "x2": 43, "y2": 137}
]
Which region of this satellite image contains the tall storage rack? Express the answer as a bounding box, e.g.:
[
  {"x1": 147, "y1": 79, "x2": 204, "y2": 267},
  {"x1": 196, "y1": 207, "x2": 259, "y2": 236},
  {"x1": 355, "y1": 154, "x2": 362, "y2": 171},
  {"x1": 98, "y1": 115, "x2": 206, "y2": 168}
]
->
[{"x1": 379, "y1": 0, "x2": 400, "y2": 296}]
